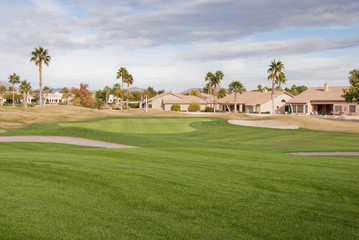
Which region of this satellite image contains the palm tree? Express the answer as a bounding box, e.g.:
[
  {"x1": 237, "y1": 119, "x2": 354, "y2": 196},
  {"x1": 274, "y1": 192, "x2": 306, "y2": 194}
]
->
[
  {"x1": 213, "y1": 71, "x2": 224, "y2": 112},
  {"x1": 267, "y1": 59, "x2": 285, "y2": 115},
  {"x1": 116, "y1": 67, "x2": 128, "y2": 109},
  {"x1": 0, "y1": 86, "x2": 6, "y2": 106},
  {"x1": 103, "y1": 86, "x2": 112, "y2": 106},
  {"x1": 228, "y1": 81, "x2": 245, "y2": 113},
  {"x1": 42, "y1": 86, "x2": 52, "y2": 105},
  {"x1": 205, "y1": 72, "x2": 215, "y2": 107},
  {"x1": 124, "y1": 73, "x2": 134, "y2": 107},
  {"x1": 276, "y1": 72, "x2": 287, "y2": 90},
  {"x1": 30, "y1": 46, "x2": 51, "y2": 106},
  {"x1": 8, "y1": 73, "x2": 20, "y2": 106},
  {"x1": 19, "y1": 80, "x2": 32, "y2": 108}
]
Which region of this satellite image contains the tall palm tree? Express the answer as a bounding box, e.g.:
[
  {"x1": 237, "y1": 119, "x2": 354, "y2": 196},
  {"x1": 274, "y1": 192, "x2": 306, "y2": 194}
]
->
[
  {"x1": 30, "y1": 46, "x2": 51, "y2": 106},
  {"x1": 42, "y1": 86, "x2": 52, "y2": 105},
  {"x1": 19, "y1": 80, "x2": 32, "y2": 108},
  {"x1": 0, "y1": 86, "x2": 6, "y2": 106},
  {"x1": 213, "y1": 71, "x2": 224, "y2": 112},
  {"x1": 8, "y1": 73, "x2": 20, "y2": 107},
  {"x1": 116, "y1": 67, "x2": 128, "y2": 109},
  {"x1": 124, "y1": 73, "x2": 134, "y2": 107},
  {"x1": 205, "y1": 72, "x2": 215, "y2": 107},
  {"x1": 267, "y1": 59, "x2": 285, "y2": 115},
  {"x1": 228, "y1": 81, "x2": 245, "y2": 113}
]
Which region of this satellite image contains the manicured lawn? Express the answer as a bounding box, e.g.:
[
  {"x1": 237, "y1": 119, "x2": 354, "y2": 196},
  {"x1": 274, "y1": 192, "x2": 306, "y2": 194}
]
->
[{"x1": 0, "y1": 117, "x2": 358, "y2": 239}]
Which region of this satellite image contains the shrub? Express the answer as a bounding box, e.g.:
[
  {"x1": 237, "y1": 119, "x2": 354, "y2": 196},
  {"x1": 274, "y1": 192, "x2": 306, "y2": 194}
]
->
[
  {"x1": 129, "y1": 103, "x2": 139, "y2": 108},
  {"x1": 261, "y1": 111, "x2": 270, "y2": 114},
  {"x1": 171, "y1": 104, "x2": 181, "y2": 111},
  {"x1": 188, "y1": 102, "x2": 200, "y2": 112},
  {"x1": 204, "y1": 106, "x2": 214, "y2": 112},
  {"x1": 93, "y1": 99, "x2": 104, "y2": 109}
]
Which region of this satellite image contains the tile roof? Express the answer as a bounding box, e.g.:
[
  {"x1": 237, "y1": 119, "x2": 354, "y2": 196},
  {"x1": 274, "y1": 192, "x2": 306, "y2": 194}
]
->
[
  {"x1": 147, "y1": 92, "x2": 207, "y2": 104},
  {"x1": 288, "y1": 86, "x2": 349, "y2": 103},
  {"x1": 219, "y1": 91, "x2": 292, "y2": 105}
]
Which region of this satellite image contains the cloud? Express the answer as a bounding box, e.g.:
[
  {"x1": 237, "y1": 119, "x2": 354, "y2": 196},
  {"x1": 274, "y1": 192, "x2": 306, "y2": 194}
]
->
[
  {"x1": 2, "y1": 0, "x2": 359, "y2": 50},
  {"x1": 179, "y1": 36, "x2": 359, "y2": 61}
]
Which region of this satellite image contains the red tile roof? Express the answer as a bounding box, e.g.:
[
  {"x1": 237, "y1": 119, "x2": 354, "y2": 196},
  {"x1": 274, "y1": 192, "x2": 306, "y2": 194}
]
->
[{"x1": 219, "y1": 91, "x2": 292, "y2": 105}]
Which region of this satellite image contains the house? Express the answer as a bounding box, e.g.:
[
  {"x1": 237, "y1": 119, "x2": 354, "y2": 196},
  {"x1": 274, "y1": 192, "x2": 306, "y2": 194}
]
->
[
  {"x1": 45, "y1": 92, "x2": 63, "y2": 104},
  {"x1": 218, "y1": 90, "x2": 293, "y2": 114},
  {"x1": 146, "y1": 92, "x2": 208, "y2": 111},
  {"x1": 287, "y1": 83, "x2": 358, "y2": 115}
]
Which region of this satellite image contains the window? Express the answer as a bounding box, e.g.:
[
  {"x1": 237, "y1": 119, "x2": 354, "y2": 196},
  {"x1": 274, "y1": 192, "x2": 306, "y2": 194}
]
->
[
  {"x1": 305, "y1": 105, "x2": 308, "y2": 113},
  {"x1": 297, "y1": 105, "x2": 304, "y2": 113},
  {"x1": 292, "y1": 105, "x2": 296, "y2": 113},
  {"x1": 335, "y1": 105, "x2": 342, "y2": 112},
  {"x1": 349, "y1": 105, "x2": 356, "y2": 113},
  {"x1": 281, "y1": 99, "x2": 286, "y2": 103}
]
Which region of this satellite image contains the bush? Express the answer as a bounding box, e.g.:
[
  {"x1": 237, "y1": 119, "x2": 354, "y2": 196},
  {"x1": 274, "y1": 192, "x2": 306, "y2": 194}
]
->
[
  {"x1": 171, "y1": 104, "x2": 181, "y2": 111},
  {"x1": 188, "y1": 102, "x2": 200, "y2": 112},
  {"x1": 129, "y1": 103, "x2": 139, "y2": 108},
  {"x1": 93, "y1": 99, "x2": 104, "y2": 109},
  {"x1": 204, "y1": 106, "x2": 214, "y2": 112},
  {"x1": 261, "y1": 111, "x2": 270, "y2": 114}
]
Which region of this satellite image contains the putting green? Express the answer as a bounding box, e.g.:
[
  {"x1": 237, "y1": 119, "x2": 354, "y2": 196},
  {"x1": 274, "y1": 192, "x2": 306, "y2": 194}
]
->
[{"x1": 58, "y1": 117, "x2": 212, "y2": 134}]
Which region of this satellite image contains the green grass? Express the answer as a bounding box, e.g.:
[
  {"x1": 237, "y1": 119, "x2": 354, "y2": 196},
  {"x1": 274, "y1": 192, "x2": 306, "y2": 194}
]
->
[{"x1": 0, "y1": 117, "x2": 358, "y2": 239}]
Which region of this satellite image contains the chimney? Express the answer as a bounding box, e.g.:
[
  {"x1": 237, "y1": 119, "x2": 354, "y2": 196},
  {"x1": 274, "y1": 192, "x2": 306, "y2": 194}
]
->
[
  {"x1": 324, "y1": 82, "x2": 329, "y2": 92},
  {"x1": 263, "y1": 88, "x2": 268, "y2": 93}
]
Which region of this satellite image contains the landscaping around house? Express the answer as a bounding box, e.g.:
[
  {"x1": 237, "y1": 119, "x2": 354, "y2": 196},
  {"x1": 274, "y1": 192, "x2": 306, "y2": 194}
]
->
[{"x1": 0, "y1": 117, "x2": 358, "y2": 239}]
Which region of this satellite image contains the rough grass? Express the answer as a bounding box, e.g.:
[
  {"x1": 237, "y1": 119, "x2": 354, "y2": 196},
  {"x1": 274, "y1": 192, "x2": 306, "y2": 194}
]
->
[{"x1": 0, "y1": 117, "x2": 359, "y2": 239}]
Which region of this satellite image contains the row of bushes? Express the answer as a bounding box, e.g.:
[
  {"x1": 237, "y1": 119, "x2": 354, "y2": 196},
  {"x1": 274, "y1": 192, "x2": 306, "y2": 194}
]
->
[{"x1": 171, "y1": 103, "x2": 201, "y2": 112}]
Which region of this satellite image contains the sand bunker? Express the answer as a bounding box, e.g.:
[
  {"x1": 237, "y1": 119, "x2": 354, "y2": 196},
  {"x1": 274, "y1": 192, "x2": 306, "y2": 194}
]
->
[
  {"x1": 288, "y1": 152, "x2": 359, "y2": 156},
  {"x1": 0, "y1": 136, "x2": 139, "y2": 149},
  {"x1": 228, "y1": 120, "x2": 299, "y2": 129}
]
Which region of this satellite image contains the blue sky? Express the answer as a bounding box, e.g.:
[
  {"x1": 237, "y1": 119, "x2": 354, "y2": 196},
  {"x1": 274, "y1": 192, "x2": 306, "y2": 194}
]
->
[{"x1": 0, "y1": 0, "x2": 358, "y2": 92}]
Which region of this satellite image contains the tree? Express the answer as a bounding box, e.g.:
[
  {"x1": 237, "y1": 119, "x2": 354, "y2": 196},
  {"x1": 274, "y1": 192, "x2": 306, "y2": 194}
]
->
[
  {"x1": 285, "y1": 85, "x2": 308, "y2": 96},
  {"x1": 257, "y1": 85, "x2": 263, "y2": 91},
  {"x1": 19, "y1": 80, "x2": 32, "y2": 108},
  {"x1": 103, "y1": 86, "x2": 112, "y2": 106},
  {"x1": 267, "y1": 59, "x2": 285, "y2": 115},
  {"x1": 71, "y1": 83, "x2": 93, "y2": 108},
  {"x1": 157, "y1": 89, "x2": 165, "y2": 95},
  {"x1": 116, "y1": 67, "x2": 128, "y2": 109},
  {"x1": 188, "y1": 90, "x2": 202, "y2": 97},
  {"x1": 276, "y1": 71, "x2": 287, "y2": 90},
  {"x1": 124, "y1": 74, "x2": 134, "y2": 107},
  {"x1": 30, "y1": 46, "x2": 51, "y2": 106},
  {"x1": 61, "y1": 87, "x2": 73, "y2": 105},
  {"x1": 0, "y1": 86, "x2": 7, "y2": 106},
  {"x1": 342, "y1": 68, "x2": 359, "y2": 103},
  {"x1": 8, "y1": 73, "x2": 20, "y2": 106},
  {"x1": 147, "y1": 87, "x2": 157, "y2": 98},
  {"x1": 228, "y1": 81, "x2": 245, "y2": 113},
  {"x1": 205, "y1": 72, "x2": 215, "y2": 107},
  {"x1": 217, "y1": 88, "x2": 227, "y2": 99},
  {"x1": 42, "y1": 86, "x2": 52, "y2": 105}
]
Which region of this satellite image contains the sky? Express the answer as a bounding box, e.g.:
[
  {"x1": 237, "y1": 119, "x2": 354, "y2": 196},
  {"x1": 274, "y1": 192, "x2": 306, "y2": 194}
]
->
[{"x1": 0, "y1": 0, "x2": 358, "y2": 92}]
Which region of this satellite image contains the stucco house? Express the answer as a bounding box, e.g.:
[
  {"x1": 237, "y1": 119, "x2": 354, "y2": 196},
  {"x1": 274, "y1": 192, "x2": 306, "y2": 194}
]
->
[
  {"x1": 287, "y1": 83, "x2": 358, "y2": 115},
  {"x1": 146, "y1": 92, "x2": 208, "y2": 111},
  {"x1": 218, "y1": 90, "x2": 293, "y2": 114}
]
